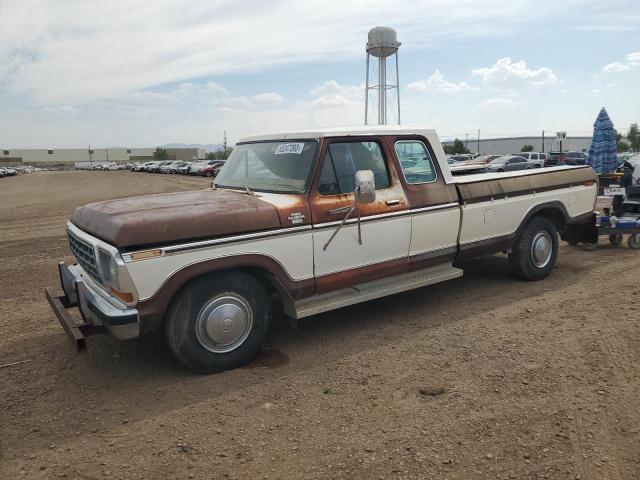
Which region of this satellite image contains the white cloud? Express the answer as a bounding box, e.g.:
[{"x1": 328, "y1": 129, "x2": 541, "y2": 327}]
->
[
  {"x1": 307, "y1": 80, "x2": 364, "y2": 108},
  {"x1": 406, "y1": 70, "x2": 473, "y2": 93},
  {"x1": 590, "y1": 89, "x2": 602, "y2": 94},
  {"x1": 603, "y1": 62, "x2": 631, "y2": 73},
  {"x1": 472, "y1": 57, "x2": 557, "y2": 88},
  {"x1": 627, "y1": 52, "x2": 640, "y2": 64},
  {"x1": 478, "y1": 98, "x2": 518, "y2": 109},
  {"x1": 602, "y1": 52, "x2": 640, "y2": 73},
  {"x1": 251, "y1": 92, "x2": 284, "y2": 104}
]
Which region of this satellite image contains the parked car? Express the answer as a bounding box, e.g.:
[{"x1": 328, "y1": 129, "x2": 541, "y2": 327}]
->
[
  {"x1": 150, "y1": 161, "x2": 173, "y2": 173},
  {"x1": 547, "y1": 152, "x2": 565, "y2": 166},
  {"x1": 4, "y1": 167, "x2": 17, "y2": 176},
  {"x1": 467, "y1": 154, "x2": 501, "y2": 165},
  {"x1": 48, "y1": 126, "x2": 598, "y2": 373},
  {"x1": 160, "y1": 161, "x2": 188, "y2": 174},
  {"x1": 564, "y1": 151, "x2": 588, "y2": 166},
  {"x1": 485, "y1": 155, "x2": 538, "y2": 172},
  {"x1": 176, "y1": 162, "x2": 193, "y2": 175},
  {"x1": 98, "y1": 162, "x2": 121, "y2": 171},
  {"x1": 448, "y1": 154, "x2": 474, "y2": 165},
  {"x1": 191, "y1": 160, "x2": 225, "y2": 176},
  {"x1": 515, "y1": 152, "x2": 544, "y2": 168},
  {"x1": 0, "y1": 168, "x2": 6, "y2": 177}
]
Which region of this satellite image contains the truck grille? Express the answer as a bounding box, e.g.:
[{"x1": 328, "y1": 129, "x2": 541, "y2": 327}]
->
[{"x1": 68, "y1": 230, "x2": 101, "y2": 283}]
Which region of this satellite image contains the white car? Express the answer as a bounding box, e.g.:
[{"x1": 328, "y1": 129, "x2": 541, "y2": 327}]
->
[{"x1": 516, "y1": 152, "x2": 545, "y2": 168}]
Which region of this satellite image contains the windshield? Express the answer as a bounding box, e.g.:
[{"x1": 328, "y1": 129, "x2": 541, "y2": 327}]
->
[{"x1": 215, "y1": 141, "x2": 318, "y2": 193}]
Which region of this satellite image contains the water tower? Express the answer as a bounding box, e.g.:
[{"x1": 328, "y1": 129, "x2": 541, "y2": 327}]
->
[{"x1": 365, "y1": 26, "x2": 401, "y2": 125}]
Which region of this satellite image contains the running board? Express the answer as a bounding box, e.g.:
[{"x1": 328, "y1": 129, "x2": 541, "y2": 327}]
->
[{"x1": 294, "y1": 264, "x2": 463, "y2": 319}]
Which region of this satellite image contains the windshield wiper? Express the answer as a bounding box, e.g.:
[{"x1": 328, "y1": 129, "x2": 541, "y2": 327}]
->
[{"x1": 244, "y1": 184, "x2": 254, "y2": 195}]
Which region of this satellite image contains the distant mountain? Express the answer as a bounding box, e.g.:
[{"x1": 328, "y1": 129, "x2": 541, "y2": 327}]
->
[{"x1": 163, "y1": 143, "x2": 224, "y2": 153}]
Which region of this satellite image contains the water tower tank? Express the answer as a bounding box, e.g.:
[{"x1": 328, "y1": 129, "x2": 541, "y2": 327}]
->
[{"x1": 366, "y1": 26, "x2": 400, "y2": 58}]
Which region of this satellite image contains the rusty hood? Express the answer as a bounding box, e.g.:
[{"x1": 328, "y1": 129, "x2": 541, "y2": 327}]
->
[{"x1": 71, "y1": 189, "x2": 282, "y2": 249}]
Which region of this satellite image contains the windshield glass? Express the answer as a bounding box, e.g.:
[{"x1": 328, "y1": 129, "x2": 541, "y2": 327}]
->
[{"x1": 215, "y1": 141, "x2": 318, "y2": 193}]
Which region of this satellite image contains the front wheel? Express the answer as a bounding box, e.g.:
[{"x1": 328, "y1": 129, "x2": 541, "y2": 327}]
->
[
  {"x1": 165, "y1": 271, "x2": 271, "y2": 373},
  {"x1": 508, "y1": 216, "x2": 558, "y2": 281},
  {"x1": 629, "y1": 234, "x2": 640, "y2": 250}
]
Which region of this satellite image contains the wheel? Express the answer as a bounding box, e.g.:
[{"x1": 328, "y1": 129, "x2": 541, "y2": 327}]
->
[
  {"x1": 164, "y1": 271, "x2": 271, "y2": 373},
  {"x1": 629, "y1": 234, "x2": 640, "y2": 250},
  {"x1": 497, "y1": 168, "x2": 504, "y2": 172},
  {"x1": 205, "y1": 171, "x2": 213, "y2": 177},
  {"x1": 609, "y1": 234, "x2": 623, "y2": 246},
  {"x1": 508, "y1": 216, "x2": 558, "y2": 281}
]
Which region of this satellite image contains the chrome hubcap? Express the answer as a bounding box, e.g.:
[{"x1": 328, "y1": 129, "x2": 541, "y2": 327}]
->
[
  {"x1": 195, "y1": 294, "x2": 253, "y2": 353},
  {"x1": 531, "y1": 231, "x2": 553, "y2": 268}
]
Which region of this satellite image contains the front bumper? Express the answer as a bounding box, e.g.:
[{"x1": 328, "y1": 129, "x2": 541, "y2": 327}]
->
[{"x1": 46, "y1": 262, "x2": 140, "y2": 349}]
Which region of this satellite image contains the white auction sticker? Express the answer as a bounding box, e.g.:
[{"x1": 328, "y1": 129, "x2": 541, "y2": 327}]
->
[{"x1": 274, "y1": 143, "x2": 304, "y2": 155}]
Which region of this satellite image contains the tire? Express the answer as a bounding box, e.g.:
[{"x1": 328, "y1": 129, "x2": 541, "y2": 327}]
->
[
  {"x1": 629, "y1": 234, "x2": 640, "y2": 250},
  {"x1": 508, "y1": 216, "x2": 559, "y2": 281},
  {"x1": 205, "y1": 171, "x2": 213, "y2": 177},
  {"x1": 164, "y1": 271, "x2": 271, "y2": 373},
  {"x1": 497, "y1": 168, "x2": 504, "y2": 172},
  {"x1": 609, "y1": 234, "x2": 623, "y2": 246}
]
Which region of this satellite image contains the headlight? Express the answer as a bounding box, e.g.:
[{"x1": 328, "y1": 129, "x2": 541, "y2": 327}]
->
[{"x1": 98, "y1": 248, "x2": 119, "y2": 288}]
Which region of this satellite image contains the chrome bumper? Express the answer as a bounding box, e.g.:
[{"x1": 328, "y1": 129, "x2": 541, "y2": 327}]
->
[{"x1": 55, "y1": 262, "x2": 140, "y2": 341}]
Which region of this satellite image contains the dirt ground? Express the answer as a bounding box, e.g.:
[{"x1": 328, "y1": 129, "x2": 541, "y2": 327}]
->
[{"x1": 1, "y1": 170, "x2": 639, "y2": 480}]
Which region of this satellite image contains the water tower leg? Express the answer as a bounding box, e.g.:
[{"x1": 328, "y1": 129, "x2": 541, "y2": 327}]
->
[
  {"x1": 395, "y1": 51, "x2": 401, "y2": 125},
  {"x1": 379, "y1": 55, "x2": 386, "y2": 125},
  {"x1": 365, "y1": 53, "x2": 370, "y2": 125}
]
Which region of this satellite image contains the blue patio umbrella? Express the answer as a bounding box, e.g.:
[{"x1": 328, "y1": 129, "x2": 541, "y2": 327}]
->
[{"x1": 587, "y1": 107, "x2": 618, "y2": 173}]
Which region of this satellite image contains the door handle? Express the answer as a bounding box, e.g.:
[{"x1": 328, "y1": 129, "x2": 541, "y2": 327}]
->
[{"x1": 386, "y1": 199, "x2": 400, "y2": 206}]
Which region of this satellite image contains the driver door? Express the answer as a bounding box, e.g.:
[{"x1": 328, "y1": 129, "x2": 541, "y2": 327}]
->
[{"x1": 309, "y1": 138, "x2": 411, "y2": 294}]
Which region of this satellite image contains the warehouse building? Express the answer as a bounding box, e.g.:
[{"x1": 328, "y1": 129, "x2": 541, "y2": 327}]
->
[
  {"x1": 442, "y1": 136, "x2": 592, "y2": 155},
  {"x1": 0, "y1": 147, "x2": 205, "y2": 165}
]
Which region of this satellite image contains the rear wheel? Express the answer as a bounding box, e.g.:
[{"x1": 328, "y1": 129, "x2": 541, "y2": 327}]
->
[
  {"x1": 629, "y1": 234, "x2": 640, "y2": 250},
  {"x1": 165, "y1": 271, "x2": 271, "y2": 373},
  {"x1": 508, "y1": 216, "x2": 558, "y2": 281}
]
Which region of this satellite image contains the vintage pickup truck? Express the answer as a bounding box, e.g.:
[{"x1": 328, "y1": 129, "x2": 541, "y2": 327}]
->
[{"x1": 46, "y1": 126, "x2": 598, "y2": 372}]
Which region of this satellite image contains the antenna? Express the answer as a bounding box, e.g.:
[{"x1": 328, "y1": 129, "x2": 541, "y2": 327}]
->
[{"x1": 365, "y1": 26, "x2": 401, "y2": 125}]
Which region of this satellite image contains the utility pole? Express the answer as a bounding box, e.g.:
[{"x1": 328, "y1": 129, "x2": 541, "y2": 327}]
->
[
  {"x1": 541, "y1": 130, "x2": 545, "y2": 152},
  {"x1": 89, "y1": 144, "x2": 93, "y2": 168},
  {"x1": 223, "y1": 130, "x2": 229, "y2": 158},
  {"x1": 477, "y1": 129, "x2": 480, "y2": 155}
]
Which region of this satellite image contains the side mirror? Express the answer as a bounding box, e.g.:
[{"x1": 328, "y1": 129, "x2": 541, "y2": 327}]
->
[{"x1": 355, "y1": 170, "x2": 375, "y2": 204}]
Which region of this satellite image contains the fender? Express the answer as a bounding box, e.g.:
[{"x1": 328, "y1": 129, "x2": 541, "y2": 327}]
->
[
  {"x1": 136, "y1": 254, "x2": 314, "y2": 334},
  {"x1": 458, "y1": 201, "x2": 586, "y2": 260}
]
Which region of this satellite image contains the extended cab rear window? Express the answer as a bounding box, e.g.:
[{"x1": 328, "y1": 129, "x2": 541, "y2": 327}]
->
[
  {"x1": 395, "y1": 140, "x2": 437, "y2": 184},
  {"x1": 318, "y1": 141, "x2": 390, "y2": 195}
]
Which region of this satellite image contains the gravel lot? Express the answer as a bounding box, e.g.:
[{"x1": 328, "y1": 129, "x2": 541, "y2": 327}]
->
[{"x1": 1, "y1": 170, "x2": 639, "y2": 479}]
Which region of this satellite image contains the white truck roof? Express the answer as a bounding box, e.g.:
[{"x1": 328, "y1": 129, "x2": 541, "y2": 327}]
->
[{"x1": 237, "y1": 125, "x2": 437, "y2": 142}]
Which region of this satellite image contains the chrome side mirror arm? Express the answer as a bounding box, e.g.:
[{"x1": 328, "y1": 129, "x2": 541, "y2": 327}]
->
[{"x1": 323, "y1": 187, "x2": 362, "y2": 251}]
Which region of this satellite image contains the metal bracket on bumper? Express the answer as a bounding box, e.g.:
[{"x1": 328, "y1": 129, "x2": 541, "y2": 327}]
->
[
  {"x1": 45, "y1": 287, "x2": 105, "y2": 351},
  {"x1": 46, "y1": 262, "x2": 140, "y2": 350}
]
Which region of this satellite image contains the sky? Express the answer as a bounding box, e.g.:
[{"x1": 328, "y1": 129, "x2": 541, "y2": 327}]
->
[{"x1": 0, "y1": 0, "x2": 639, "y2": 148}]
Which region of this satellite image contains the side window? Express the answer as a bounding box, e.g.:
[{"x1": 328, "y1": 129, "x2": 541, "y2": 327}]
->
[
  {"x1": 318, "y1": 141, "x2": 390, "y2": 195},
  {"x1": 395, "y1": 141, "x2": 437, "y2": 184},
  {"x1": 531, "y1": 153, "x2": 538, "y2": 160}
]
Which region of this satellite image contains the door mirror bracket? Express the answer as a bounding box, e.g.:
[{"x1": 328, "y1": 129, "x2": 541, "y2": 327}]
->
[{"x1": 323, "y1": 170, "x2": 375, "y2": 251}]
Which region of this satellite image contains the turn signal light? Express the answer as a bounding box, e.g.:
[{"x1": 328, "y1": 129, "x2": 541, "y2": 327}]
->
[
  {"x1": 110, "y1": 288, "x2": 134, "y2": 303},
  {"x1": 129, "y1": 249, "x2": 163, "y2": 261}
]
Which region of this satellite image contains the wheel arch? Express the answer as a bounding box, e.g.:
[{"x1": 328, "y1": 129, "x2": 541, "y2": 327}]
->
[{"x1": 136, "y1": 255, "x2": 314, "y2": 335}]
